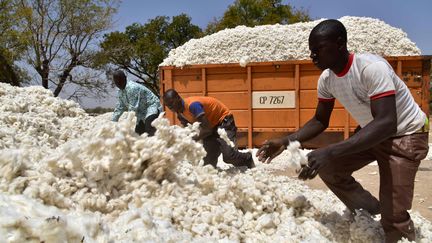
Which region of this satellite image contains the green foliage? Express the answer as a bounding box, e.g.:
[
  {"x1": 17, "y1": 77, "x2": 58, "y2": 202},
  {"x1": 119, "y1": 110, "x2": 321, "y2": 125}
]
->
[
  {"x1": 97, "y1": 13, "x2": 202, "y2": 95},
  {"x1": 19, "y1": 0, "x2": 118, "y2": 97},
  {"x1": 0, "y1": 0, "x2": 30, "y2": 86},
  {"x1": 205, "y1": 0, "x2": 310, "y2": 34}
]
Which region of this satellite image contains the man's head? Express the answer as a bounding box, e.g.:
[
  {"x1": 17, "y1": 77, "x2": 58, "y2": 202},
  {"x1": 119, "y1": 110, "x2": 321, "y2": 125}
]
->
[
  {"x1": 113, "y1": 70, "x2": 127, "y2": 90},
  {"x1": 308, "y1": 19, "x2": 348, "y2": 71},
  {"x1": 163, "y1": 89, "x2": 184, "y2": 113}
]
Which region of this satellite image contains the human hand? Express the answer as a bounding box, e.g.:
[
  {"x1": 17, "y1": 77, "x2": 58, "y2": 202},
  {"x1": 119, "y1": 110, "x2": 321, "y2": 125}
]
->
[
  {"x1": 298, "y1": 148, "x2": 331, "y2": 180},
  {"x1": 256, "y1": 138, "x2": 287, "y2": 163}
]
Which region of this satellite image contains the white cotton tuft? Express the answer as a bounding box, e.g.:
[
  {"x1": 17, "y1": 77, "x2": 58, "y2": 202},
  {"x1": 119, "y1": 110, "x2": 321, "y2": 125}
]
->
[
  {"x1": 217, "y1": 128, "x2": 235, "y2": 147},
  {"x1": 239, "y1": 55, "x2": 250, "y2": 67}
]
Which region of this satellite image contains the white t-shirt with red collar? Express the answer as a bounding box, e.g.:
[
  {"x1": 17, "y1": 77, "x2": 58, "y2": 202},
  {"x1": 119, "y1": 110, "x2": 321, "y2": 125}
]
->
[{"x1": 317, "y1": 53, "x2": 426, "y2": 136}]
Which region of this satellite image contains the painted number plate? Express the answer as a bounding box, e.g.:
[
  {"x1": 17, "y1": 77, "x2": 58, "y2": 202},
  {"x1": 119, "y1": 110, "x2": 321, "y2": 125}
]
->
[{"x1": 252, "y1": 91, "x2": 295, "y2": 108}]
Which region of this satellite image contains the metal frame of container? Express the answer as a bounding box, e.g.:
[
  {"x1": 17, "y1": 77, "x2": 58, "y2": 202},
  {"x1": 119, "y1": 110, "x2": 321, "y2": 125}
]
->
[{"x1": 159, "y1": 55, "x2": 431, "y2": 148}]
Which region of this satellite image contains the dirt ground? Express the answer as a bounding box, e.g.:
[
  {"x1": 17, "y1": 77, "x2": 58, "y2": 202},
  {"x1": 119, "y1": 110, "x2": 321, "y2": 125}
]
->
[
  {"x1": 281, "y1": 159, "x2": 432, "y2": 222},
  {"x1": 277, "y1": 127, "x2": 432, "y2": 222}
]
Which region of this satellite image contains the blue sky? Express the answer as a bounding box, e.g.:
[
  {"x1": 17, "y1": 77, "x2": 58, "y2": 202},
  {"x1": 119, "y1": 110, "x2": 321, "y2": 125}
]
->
[
  {"x1": 85, "y1": 0, "x2": 431, "y2": 108},
  {"x1": 115, "y1": 0, "x2": 431, "y2": 54}
]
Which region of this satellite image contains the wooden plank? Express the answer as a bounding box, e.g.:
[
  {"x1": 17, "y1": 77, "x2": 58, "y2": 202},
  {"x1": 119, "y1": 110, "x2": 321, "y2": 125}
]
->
[
  {"x1": 401, "y1": 60, "x2": 423, "y2": 69},
  {"x1": 159, "y1": 69, "x2": 164, "y2": 100},
  {"x1": 344, "y1": 111, "x2": 350, "y2": 139},
  {"x1": 409, "y1": 88, "x2": 423, "y2": 106},
  {"x1": 252, "y1": 109, "x2": 297, "y2": 128},
  {"x1": 178, "y1": 92, "x2": 202, "y2": 98},
  {"x1": 421, "y1": 59, "x2": 431, "y2": 116},
  {"x1": 230, "y1": 110, "x2": 249, "y2": 128},
  {"x1": 206, "y1": 66, "x2": 246, "y2": 74},
  {"x1": 207, "y1": 73, "x2": 248, "y2": 91},
  {"x1": 163, "y1": 69, "x2": 173, "y2": 90},
  {"x1": 159, "y1": 55, "x2": 431, "y2": 70},
  {"x1": 396, "y1": 60, "x2": 402, "y2": 76},
  {"x1": 247, "y1": 66, "x2": 253, "y2": 148},
  {"x1": 402, "y1": 65, "x2": 423, "y2": 88},
  {"x1": 168, "y1": 70, "x2": 175, "y2": 123},
  {"x1": 295, "y1": 64, "x2": 300, "y2": 130},
  {"x1": 300, "y1": 109, "x2": 348, "y2": 128},
  {"x1": 172, "y1": 75, "x2": 202, "y2": 92},
  {"x1": 300, "y1": 63, "x2": 320, "y2": 71},
  {"x1": 207, "y1": 92, "x2": 249, "y2": 110},
  {"x1": 173, "y1": 68, "x2": 201, "y2": 76},
  {"x1": 202, "y1": 68, "x2": 207, "y2": 96},
  {"x1": 253, "y1": 64, "x2": 295, "y2": 73},
  {"x1": 299, "y1": 70, "x2": 320, "y2": 89},
  {"x1": 252, "y1": 72, "x2": 295, "y2": 90}
]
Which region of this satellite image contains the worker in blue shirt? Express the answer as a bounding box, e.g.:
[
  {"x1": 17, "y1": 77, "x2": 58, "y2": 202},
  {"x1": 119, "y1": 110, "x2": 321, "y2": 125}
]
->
[{"x1": 111, "y1": 70, "x2": 162, "y2": 136}]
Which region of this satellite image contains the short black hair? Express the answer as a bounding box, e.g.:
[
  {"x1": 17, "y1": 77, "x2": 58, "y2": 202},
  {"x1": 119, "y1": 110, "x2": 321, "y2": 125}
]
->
[
  {"x1": 310, "y1": 19, "x2": 347, "y2": 42},
  {"x1": 113, "y1": 70, "x2": 126, "y2": 80},
  {"x1": 163, "y1": 89, "x2": 180, "y2": 100}
]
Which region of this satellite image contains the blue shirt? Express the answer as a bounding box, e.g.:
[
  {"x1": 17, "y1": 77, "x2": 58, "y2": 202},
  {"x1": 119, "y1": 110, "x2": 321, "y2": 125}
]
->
[{"x1": 112, "y1": 81, "x2": 162, "y2": 124}]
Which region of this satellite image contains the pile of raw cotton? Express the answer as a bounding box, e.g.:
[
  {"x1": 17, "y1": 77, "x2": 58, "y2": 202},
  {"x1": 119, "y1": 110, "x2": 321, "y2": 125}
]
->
[
  {"x1": 160, "y1": 16, "x2": 421, "y2": 67},
  {"x1": 1, "y1": 83, "x2": 432, "y2": 242},
  {"x1": 0, "y1": 83, "x2": 97, "y2": 152}
]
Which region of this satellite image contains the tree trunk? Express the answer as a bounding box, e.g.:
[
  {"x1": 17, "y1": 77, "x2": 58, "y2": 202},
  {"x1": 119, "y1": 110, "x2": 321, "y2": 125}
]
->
[
  {"x1": 41, "y1": 59, "x2": 49, "y2": 89},
  {"x1": 0, "y1": 52, "x2": 20, "y2": 86},
  {"x1": 53, "y1": 59, "x2": 76, "y2": 97}
]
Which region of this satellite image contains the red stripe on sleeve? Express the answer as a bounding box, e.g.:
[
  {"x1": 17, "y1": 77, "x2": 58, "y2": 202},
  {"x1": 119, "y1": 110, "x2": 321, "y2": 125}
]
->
[{"x1": 370, "y1": 90, "x2": 396, "y2": 100}]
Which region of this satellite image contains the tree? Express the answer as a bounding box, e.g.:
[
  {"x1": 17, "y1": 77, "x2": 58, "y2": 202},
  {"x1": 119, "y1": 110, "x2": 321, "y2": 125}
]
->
[
  {"x1": 97, "y1": 14, "x2": 202, "y2": 95},
  {"x1": 205, "y1": 0, "x2": 310, "y2": 34},
  {"x1": 0, "y1": 0, "x2": 29, "y2": 86},
  {"x1": 18, "y1": 0, "x2": 118, "y2": 97}
]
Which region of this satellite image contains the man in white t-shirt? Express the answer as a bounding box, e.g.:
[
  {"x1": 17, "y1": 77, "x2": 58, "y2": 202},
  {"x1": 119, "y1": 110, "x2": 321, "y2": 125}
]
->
[{"x1": 256, "y1": 19, "x2": 428, "y2": 242}]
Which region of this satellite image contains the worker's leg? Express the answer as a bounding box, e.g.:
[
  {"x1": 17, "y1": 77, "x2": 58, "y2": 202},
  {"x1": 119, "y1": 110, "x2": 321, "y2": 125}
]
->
[
  {"x1": 144, "y1": 113, "x2": 159, "y2": 136},
  {"x1": 318, "y1": 151, "x2": 380, "y2": 214},
  {"x1": 218, "y1": 115, "x2": 254, "y2": 168},
  {"x1": 202, "y1": 132, "x2": 222, "y2": 167},
  {"x1": 135, "y1": 119, "x2": 146, "y2": 135},
  {"x1": 374, "y1": 133, "x2": 428, "y2": 243}
]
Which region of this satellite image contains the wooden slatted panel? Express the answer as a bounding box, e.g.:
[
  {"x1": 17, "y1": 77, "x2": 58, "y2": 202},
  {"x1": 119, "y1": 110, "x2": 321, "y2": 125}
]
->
[
  {"x1": 207, "y1": 73, "x2": 248, "y2": 92},
  {"x1": 207, "y1": 92, "x2": 249, "y2": 110},
  {"x1": 252, "y1": 65, "x2": 295, "y2": 91},
  {"x1": 421, "y1": 59, "x2": 431, "y2": 115},
  {"x1": 172, "y1": 74, "x2": 202, "y2": 92},
  {"x1": 160, "y1": 56, "x2": 431, "y2": 148},
  {"x1": 252, "y1": 110, "x2": 297, "y2": 128},
  {"x1": 410, "y1": 88, "x2": 423, "y2": 105},
  {"x1": 402, "y1": 60, "x2": 423, "y2": 88},
  {"x1": 300, "y1": 109, "x2": 351, "y2": 128},
  {"x1": 299, "y1": 70, "x2": 319, "y2": 89},
  {"x1": 230, "y1": 110, "x2": 249, "y2": 128}
]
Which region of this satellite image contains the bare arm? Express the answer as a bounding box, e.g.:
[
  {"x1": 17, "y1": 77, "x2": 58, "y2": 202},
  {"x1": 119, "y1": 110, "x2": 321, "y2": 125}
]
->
[
  {"x1": 112, "y1": 92, "x2": 126, "y2": 122},
  {"x1": 302, "y1": 95, "x2": 397, "y2": 180},
  {"x1": 320, "y1": 95, "x2": 397, "y2": 158},
  {"x1": 257, "y1": 100, "x2": 334, "y2": 163},
  {"x1": 283, "y1": 100, "x2": 335, "y2": 145},
  {"x1": 194, "y1": 114, "x2": 213, "y2": 140},
  {"x1": 177, "y1": 113, "x2": 190, "y2": 127}
]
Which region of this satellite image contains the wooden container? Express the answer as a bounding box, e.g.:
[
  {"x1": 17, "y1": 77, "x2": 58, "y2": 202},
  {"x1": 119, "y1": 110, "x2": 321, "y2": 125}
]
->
[{"x1": 159, "y1": 55, "x2": 431, "y2": 148}]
